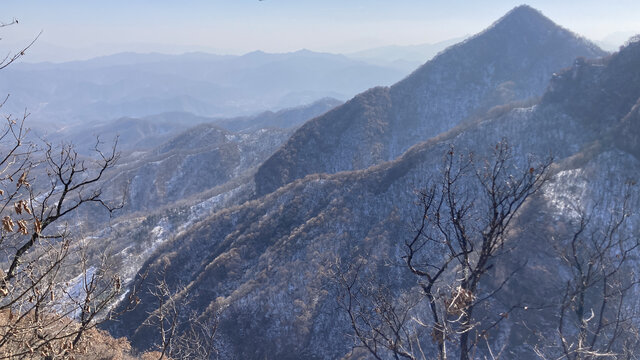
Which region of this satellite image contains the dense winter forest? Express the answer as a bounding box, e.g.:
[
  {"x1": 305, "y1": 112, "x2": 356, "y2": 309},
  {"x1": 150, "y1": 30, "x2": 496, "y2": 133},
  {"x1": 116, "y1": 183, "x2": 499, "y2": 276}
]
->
[{"x1": 1, "y1": 3, "x2": 640, "y2": 359}]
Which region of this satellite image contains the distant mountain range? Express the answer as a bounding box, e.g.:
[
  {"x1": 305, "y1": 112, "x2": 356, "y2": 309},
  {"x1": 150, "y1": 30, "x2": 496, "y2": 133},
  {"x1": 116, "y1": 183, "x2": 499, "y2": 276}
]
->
[
  {"x1": 103, "y1": 6, "x2": 640, "y2": 359},
  {"x1": 1, "y1": 50, "x2": 402, "y2": 125},
  {"x1": 39, "y1": 97, "x2": 341, "y2": 155},
  {"x1": 346, "y1": 36, "x2": 467, "y2": 71}
]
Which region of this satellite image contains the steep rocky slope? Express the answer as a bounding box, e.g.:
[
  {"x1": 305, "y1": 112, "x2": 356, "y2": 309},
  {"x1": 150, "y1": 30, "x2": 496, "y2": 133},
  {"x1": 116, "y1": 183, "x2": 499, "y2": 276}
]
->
[
  {"x1": 108, "y1": 28, "x2": 640, "y2": 360},
  {"x1": 56, "y1": 98, "x2": 339, "y2": 214},
  {"x1": 42, "y1": 87, "x2": 342, "y2": 327},
  {"x1": 103, "y1": 125, "x2": 291, "y2": 214},
  {"x1": 254, "y1": 5, "x2": 605, "y2": 196}
]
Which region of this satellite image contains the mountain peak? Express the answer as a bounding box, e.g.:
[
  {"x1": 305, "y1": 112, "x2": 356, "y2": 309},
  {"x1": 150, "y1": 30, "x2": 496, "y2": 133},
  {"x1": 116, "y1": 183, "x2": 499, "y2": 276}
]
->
[
  {"x1": 490, "y1": 5, "x2": 554, "y2": 30},
  {"x1": 508, "y1": 4, "x2": 541, "y2": 15}
]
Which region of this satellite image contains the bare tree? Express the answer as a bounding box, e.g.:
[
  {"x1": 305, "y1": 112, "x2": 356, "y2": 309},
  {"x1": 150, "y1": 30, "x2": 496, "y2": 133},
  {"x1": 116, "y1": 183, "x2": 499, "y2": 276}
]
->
[
  {"x1": 534, "y1": 184, "x2": 640, "y2": 359},
  {"x1": 145, "y1": 271, "x2": 221, "y2": 360},
  {"x1": 337, "y1": 140, "x2": 552, "y2": 360},
  {"x1": 335, "y1": 258, "x2": 423, "y2": 360},
  {"x1": 0, "y1": 19, "x2": 133, "y2": 358},
  {"x1": 0, "y1": 18, "x2": 41, "y2": 70},
  {"x1": 169, "y1": 305, "x2": 221, "y2": 360},
  {"x1": 146, "y1": 277, "x2": 180, "y2": 360},
  {"x1": 0, "y1": 131, "x2": 128, "y2": 358}
]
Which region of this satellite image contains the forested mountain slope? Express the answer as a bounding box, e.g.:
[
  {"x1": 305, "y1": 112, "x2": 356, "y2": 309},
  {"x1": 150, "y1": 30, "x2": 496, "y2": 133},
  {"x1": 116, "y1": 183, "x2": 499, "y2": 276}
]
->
[
  {"x1": 255, "y1": 5, "x2": 605, "y2": 196},
  {"x1": 108, "y1": 22, "x2": 640, "y2": 360}
]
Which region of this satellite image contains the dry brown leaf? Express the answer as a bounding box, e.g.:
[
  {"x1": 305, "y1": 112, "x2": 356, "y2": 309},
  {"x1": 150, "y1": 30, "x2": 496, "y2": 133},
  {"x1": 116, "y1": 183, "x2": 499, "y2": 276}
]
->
[
  {"x1": 17, "y1": 220, "x2": 28, "y2": 235},
  {"x1": 22, "y1": 200, "x2": 32, "y2": 215},
  {"x1": 2, "y1": 216, "x2": 14, "y2": 232},
  {"x1": 17, "y1": 172, "x2": 29, "y2": 188},
  {"x1": 13, "y1": 202, "x2": 22, "y2": 215}
]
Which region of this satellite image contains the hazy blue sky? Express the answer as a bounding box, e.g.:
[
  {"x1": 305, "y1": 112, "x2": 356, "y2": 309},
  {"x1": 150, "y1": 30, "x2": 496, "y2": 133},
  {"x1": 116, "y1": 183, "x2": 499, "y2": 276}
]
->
[{"x1": 2, "y1": 1, "x2": 639, "y2": 61}]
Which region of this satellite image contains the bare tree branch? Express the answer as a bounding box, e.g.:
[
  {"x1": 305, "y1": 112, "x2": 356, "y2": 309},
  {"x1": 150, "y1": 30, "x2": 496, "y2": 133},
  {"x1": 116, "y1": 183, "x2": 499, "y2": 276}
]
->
[{"x1": 336, "y1": 140, "x2": 553, "y2": 360}]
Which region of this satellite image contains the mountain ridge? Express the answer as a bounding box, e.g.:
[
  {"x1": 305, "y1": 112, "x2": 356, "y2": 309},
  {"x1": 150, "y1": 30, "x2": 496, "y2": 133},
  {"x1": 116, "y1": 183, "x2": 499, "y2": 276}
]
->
[
  {"x1": 107, "y1": 13, "x2": 640, "y2": 360},
  {"x1": 255, "y1": 5, "x2": 606, "y2": 196}
]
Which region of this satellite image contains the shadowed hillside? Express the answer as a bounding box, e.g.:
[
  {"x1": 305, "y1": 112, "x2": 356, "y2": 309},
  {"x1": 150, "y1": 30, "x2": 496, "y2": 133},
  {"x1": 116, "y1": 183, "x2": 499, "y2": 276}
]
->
[
  {"x1": 255, "y1": 5, "x2": 606, "y2": 197},
  {"x1": 106, "y1": 13, "x2": 640, "y2": 360}
]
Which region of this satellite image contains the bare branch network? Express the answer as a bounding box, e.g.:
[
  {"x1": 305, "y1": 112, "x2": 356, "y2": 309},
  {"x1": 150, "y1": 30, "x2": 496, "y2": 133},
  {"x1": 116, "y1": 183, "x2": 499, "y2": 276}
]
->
[
  {"x1": 335, "y1": 140, "x2": 640, "y2": 360},
  {"x1": 0, "y1": 22, "x2": 139, "y2": 357},
  {"x1": 0, "y1": 113, "x2": 128, "y2": 358}
]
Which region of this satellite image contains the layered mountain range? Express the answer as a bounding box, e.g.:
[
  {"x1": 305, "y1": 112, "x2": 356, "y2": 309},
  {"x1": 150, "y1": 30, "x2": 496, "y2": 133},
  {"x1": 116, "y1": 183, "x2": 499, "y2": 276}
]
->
[
  {"x1": 1, "y1": 50, "x2": 400, "y2": 125},
  {"x1": 39, "y1": 97, "x2": 340, "y2": 157},
  {"x1": 103, "y1": 6, "x2": 640, "y2": 359},
  {"x1": 254, "y1": 5, "x2": 605, "y2": 196},
  {"x1": 62, "y1": 98, "x2": 341, "y2": 227}
]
